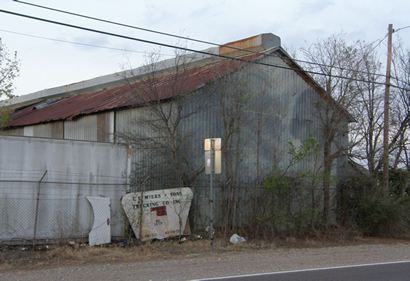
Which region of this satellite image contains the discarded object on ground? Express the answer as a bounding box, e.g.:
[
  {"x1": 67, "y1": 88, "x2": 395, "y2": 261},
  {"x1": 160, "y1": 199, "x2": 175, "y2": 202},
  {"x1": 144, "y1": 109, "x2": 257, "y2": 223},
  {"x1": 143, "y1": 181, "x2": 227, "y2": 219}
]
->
[
  {"x1": 192, "y1": 234, "x2": 202, "y2": 240},
  {"x1": 121, "y1": 188, "x2": 193, "y2": 241},
  {"x1": 68, "y1": 241, "x2": 79, "y2": 249},
  {"x1": 229, "y1": 233, "x2": 246, "y2": 244},
  {"x1": 86, "y1": 196, "x2": 111, "y2": 246},
  {"x1": 35, "y1": 245, "x2": 50, "y2": 251}
]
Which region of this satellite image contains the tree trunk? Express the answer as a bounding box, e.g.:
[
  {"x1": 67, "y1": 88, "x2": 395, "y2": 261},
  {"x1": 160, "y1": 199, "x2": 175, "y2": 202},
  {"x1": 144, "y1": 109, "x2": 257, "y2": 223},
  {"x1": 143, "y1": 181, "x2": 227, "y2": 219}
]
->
[{"x1": 323, "y1": 139, "x2": 332, "y2": 226}]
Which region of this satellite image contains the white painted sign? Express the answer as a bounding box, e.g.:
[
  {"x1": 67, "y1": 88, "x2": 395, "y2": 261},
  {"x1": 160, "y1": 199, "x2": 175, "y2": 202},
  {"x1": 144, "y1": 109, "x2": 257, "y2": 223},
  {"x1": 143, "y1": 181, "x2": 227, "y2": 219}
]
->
[
  {"x1": 204, "y1": 138, "x2": 222, "y2": 175},
  {"x1": 205, "y1": 150, "x2": 222, "y2": 174},
  {"x1": 121, "y1": 188, "x2": 193, "y2": 241},
  {"x1": 86, "y1": 196, "x2": 111, "y2": 246},
  {"x1": 204, "y1": 138, "x2": 222, "y2": 151}
]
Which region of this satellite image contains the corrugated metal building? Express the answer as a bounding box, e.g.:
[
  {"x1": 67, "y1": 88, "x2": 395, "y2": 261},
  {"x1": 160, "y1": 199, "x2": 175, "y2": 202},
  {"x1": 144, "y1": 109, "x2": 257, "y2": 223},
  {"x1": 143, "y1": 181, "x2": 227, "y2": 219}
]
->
[{"x1": 1, "y1": 33, "x2": 351, "y2": 229}]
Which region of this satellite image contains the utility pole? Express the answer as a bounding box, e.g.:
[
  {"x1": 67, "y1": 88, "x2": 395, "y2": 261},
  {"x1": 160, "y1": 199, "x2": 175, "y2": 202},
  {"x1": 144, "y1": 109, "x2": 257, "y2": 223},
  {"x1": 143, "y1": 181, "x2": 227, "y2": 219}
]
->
[{"x1": 382, "y1": 24, "x2": 394, "y2": 194}]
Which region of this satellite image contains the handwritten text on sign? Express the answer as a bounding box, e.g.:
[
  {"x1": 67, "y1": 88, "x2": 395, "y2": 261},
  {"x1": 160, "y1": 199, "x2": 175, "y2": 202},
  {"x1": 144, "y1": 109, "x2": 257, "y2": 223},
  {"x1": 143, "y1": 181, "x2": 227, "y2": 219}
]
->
[{"x1": 121, "y1": 188, "x2": 193, "y2": 241}]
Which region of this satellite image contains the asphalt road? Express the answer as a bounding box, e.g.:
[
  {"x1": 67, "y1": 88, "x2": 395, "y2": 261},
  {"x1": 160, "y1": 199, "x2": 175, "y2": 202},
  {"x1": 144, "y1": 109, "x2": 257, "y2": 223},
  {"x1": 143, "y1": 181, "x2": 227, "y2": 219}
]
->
[
  {"x1": 197, "y1": 261, "x2": 410, "y2": 281},
  {"x1": 1, "y1": 242, "x2": 410, "y2": 281}
]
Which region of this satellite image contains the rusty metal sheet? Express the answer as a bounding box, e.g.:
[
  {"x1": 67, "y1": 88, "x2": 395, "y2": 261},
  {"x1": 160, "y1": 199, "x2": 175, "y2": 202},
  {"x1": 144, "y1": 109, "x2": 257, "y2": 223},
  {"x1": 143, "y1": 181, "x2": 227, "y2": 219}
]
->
[
  {"x1": 219, "y1": 34, "x2": 261, "y2": 56},
  {"x1": 7, "y1": 55, "x2": 262, "y2": 128}
]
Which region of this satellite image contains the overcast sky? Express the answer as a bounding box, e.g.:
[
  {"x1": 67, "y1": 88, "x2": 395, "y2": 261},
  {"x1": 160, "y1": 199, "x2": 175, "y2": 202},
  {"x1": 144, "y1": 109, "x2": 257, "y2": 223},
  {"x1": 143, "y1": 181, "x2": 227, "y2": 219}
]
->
[{"x1": 1, "y1": 0, "x2": 409, "y2": 96}]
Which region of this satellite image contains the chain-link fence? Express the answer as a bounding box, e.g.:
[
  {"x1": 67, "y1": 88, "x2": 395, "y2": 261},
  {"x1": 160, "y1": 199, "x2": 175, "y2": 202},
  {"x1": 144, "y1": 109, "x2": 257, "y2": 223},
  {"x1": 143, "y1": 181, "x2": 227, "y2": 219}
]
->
[
  {"x1": 127, "y1": 178, "x2": 334, "y2": 237},
  {"x1": 0, "y1": 170, "x2": 127, "y2": 245},
  {"x1": 1, "y1": 168, "x2": 336, "y2": 244}
]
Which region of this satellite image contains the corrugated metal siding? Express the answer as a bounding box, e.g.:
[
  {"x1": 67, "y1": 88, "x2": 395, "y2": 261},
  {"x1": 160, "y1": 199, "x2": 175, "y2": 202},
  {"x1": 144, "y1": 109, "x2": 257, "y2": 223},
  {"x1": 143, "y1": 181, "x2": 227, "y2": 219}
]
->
[
  {"x1": 23, "y1": 126, "x2": 33, "y2": 137},
  {"x1": 0, "y1": 127, "x2": 24, "y2": 136},
  {"x1": 0, "y1": 136, "x2": 129, "y2": 241},
  {"x1": 112, "y1": 53, "x2": 344, "y2": 229},
  {"x1": 115, "y1": 97, "x2": 210, "y2": 223},
  {"x1": 31, "y1": 122, "x2": 64, "y2": 138},
  {"x1": 218, "y1": 54, "x2": 347, "y2": 226},
  {"x1": 253, "y1": 55, "x2": 325, "y2": 172},
  {"x1": 97, "y1": 112, "x2": 114, "y2": 142},
  {"x1": 114, "y1": 92, "x2": 223, "y2": 228},
  {"x1": 2, "y1": 50, "x2": 348, "y2": 230},
  {"x1": 115, "y1": 107, "x2": 149, "y2": 138},
  {"x1": 116, "y1": 107, "x2": 166, "y2": 187},
  {"x1": 64, "y1": 112, "x2": 113, "y2": 142},
  {"x1": 3, "y1": 112, "x2": 115, "y2": 142},
  {"x1": 64, "y1": 115, "x2": 98, "y2": 141},
  {"x1": 188, "y1": 54, "x2": 341, "y2": 228}
]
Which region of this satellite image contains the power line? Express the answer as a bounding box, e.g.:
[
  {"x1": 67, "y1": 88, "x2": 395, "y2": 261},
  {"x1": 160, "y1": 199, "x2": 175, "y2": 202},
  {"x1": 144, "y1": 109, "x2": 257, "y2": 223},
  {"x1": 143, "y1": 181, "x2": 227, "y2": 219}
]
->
[
  {"x1": 12, "y1": 0, "x2": 221, "y2": 48},
  {"x1": 1, "y1": 6, "x2": 403, "y2": 85},
  {"x1": 0, "y1": 10, "x2": 286, "y2": 69},
  {"x1": 366, "y1": 34, "x2": 388, "y2": 56},
  {"x1": 0, "y1": 28, "x2": 174, "y2": 57},
  {"x1": 300, "y1": 33, "x2": 390, "y2": 82},
  {"x1": 2, "y1": 9, "x2": 408, "y2": 92},
  {"x1": 395, "y1": 25, "x2": 410, "y2": 33},
  {"x1": 13, "y1": 0, "x2": 393, "y2": 80}
]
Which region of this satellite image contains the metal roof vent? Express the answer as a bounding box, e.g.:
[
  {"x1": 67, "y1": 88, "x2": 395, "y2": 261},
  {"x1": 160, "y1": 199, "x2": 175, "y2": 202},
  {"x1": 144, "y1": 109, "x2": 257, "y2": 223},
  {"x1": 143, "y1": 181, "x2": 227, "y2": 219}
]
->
[{"x1": 219, "y1": 33, "x2": 281, "y2": 56}]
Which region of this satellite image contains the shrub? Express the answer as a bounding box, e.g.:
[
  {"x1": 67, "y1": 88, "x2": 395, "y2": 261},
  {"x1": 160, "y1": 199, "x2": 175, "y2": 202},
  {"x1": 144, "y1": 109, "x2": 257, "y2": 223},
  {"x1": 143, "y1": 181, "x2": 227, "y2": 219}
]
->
[
  {"x1": 253, "y1": 138, "x2": 323, "y2": 238},
  {"x1": 338, "y1": 171, "x2": 410, "y2": 237},
  {"x1": 256, "y1": 170, "x2": 323, "y2": 238}
]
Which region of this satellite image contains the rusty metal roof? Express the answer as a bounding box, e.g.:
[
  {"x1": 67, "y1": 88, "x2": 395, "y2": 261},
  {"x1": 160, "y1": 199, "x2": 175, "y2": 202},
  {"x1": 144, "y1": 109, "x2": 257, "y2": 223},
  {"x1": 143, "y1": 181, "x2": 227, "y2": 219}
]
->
[{"x1": 8, "y1": 54, "x2": 261, "y2": 128}]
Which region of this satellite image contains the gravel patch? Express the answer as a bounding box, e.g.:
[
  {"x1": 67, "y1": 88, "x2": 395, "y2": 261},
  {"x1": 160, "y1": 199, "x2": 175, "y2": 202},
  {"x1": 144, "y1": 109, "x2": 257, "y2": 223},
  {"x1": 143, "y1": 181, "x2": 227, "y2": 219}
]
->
[{"x1": 1, "y1": 240, "x2": 410, "y2": 281}]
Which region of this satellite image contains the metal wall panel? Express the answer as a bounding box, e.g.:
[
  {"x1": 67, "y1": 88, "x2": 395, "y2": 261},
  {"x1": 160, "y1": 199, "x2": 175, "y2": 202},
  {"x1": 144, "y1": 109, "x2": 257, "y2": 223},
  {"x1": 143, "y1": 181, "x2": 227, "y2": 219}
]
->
[
  {"x1": 1, "y1": 50, "x2": 349, "y2": 231},
  {"x1": 23, "y1": 126, "x2": 33, "y2": 137},
  {"x1": 0, "y1": 136, "x2": 129, "y2": 241},
  {"x1": 0, "y1": 127, "x2": 24, "y2": 136},
  {"x1": 64, "y1": 112, "x2": 113, "y2": 142},
  {"x1": 190, "y1": 55, "x2": 347, "y2": 228},
  {"x1": 32, "y1": 122, "x2": 64, "y2": 139},
  {"x1": 112, "y1": 53, "x2": 349, "y2": 229},
  {"x1": 64, "y1": 115, "x2": 98, "y2": 141},
  {"x1": 115, "y1": 107, "x2": 149, "y2": 139},
  {"x1": 97, "y1": 112, "x2": 114, "y2": 142}
]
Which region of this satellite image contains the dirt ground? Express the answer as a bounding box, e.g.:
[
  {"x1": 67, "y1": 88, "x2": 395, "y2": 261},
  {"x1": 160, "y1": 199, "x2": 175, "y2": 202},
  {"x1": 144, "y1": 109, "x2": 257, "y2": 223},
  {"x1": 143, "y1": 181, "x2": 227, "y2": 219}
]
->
[{"x1": 1, "y1": 236, "x2": 409, "y2": 272}]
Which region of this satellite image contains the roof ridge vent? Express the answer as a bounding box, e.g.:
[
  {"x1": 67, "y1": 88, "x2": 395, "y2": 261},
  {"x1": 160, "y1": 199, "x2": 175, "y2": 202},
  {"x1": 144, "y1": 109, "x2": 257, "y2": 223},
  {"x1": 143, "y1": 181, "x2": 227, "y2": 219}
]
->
[{"x1": 219, "y1": 33, "x2": 281, "y2": 57}]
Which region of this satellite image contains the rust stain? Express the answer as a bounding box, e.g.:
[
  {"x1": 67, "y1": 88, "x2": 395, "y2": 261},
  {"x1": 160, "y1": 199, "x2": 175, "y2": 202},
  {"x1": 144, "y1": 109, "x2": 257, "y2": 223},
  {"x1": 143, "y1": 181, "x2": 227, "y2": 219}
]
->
[
  {"x1": 219, "y1": 35, "x2": 261, "y2": 56},
  {"x1": 7, "y1": 53, "x2": 263, "y2": 128}
]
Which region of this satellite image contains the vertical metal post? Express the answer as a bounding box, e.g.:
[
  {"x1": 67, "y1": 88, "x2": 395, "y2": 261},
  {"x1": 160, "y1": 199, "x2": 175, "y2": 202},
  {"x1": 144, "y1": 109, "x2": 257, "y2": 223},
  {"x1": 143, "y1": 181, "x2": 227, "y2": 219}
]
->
[
  {"x1": 209, "y1": 139, "x2": 215, "y2": 248},
  {"x1": 33, "y1": 170, "x2": 47, "y2": 250},
  {"x1": 138, "y1": 191, "x2": 144, "y2": 241},
  {"x1": 383, "y1": 24, "x2": 394, "y2": 194},
  {"x1": 126, "y1": 144, "x2": 133, "y2": 193}
]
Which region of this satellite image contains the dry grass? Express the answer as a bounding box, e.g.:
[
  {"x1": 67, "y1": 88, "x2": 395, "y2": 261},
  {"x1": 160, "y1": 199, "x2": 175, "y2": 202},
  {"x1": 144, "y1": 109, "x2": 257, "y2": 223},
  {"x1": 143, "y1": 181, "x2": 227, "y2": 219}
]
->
[
  {"x1": 1, "y1": 236, "x2": 409, "y2": 272},
  {"x1": 0, "y1": 239, "x2": 233, "y2": 271}
]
